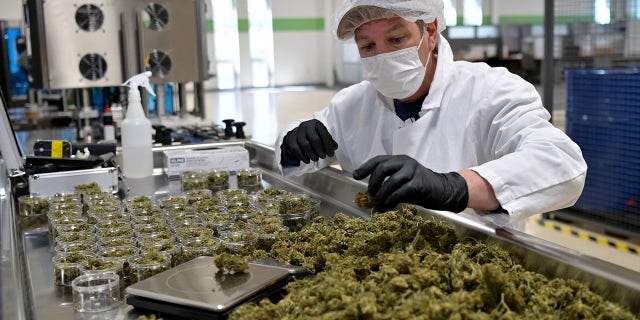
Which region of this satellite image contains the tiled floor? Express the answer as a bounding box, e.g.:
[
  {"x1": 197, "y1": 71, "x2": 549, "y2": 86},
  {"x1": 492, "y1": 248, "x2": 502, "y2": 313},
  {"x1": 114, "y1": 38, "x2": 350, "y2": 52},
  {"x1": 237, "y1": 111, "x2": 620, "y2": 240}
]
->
[{"x1": 194, "y1": 86, "x2": 640, "y2": 273}]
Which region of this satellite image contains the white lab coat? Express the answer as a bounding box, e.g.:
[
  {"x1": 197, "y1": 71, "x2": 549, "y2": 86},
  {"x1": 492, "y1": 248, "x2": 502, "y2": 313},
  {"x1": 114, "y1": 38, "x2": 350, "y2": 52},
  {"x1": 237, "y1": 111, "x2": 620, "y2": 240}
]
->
[{"x1": 275, "y1": 36, "x2": 587, "y2": 229}]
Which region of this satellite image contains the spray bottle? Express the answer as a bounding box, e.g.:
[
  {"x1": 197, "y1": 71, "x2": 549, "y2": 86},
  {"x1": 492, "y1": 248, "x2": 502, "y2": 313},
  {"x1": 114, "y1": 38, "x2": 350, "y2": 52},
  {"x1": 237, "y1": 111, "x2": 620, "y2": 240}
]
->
[{"x1": 121, "y1": 71, "x2": 155, "y2": 179}]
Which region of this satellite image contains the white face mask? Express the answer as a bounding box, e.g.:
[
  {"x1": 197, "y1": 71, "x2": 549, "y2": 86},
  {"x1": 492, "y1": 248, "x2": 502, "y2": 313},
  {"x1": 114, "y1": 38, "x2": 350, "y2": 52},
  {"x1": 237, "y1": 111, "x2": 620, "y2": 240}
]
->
[{"x1": 361, "y1": 32, "x2": 431, "y2": 99}]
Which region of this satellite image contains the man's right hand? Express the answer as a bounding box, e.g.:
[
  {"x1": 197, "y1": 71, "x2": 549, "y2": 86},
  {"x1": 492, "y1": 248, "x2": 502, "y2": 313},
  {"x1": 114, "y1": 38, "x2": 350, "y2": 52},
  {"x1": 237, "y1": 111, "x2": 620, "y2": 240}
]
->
[{"x1": 283, "y1": 119, "x2": 338, "y2": 164}]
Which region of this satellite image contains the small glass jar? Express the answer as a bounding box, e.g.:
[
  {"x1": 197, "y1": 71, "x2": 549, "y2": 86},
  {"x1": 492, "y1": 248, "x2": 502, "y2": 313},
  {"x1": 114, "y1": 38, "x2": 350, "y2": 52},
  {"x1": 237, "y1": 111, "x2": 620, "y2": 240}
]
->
[
  {"x1": 129, "y1": 206, "x2": 163, "y2": 218},
  {"x1": 216, "y1": 189, "x2": 247, "y2": 200},
  {"x1": 98, "y1": 245, "x2": 139, "y2": 287},
  {"x1": 207, "y1": 170, "x2": 230, "y2": 191},
  {"x1": 218, "y1": 220, "x2": 253, "y2": 236},
  {"x1": 49, "y1": 192, "x2": 82, "y2": 205},
  {"x1": 82, "y1": 190, "x2": 115, "y2": 203},
  {"x1": 227, "y1": 205, "x2": 258, "y2": 222},
  {"x1": 87, "y1": 208, "x2": 128, "y2": 224},
  {"x1": 236, "y1": 168, "x2": 262, "y2": 190},
  {"x1": 54, "y1": 240, "x2": 97, "y2": 255},
  {"x1": 248, "y1": 213, "x2": 282, "y2": 226},
  {"x1": 253, "y1": 224, "x2": 289, "y2": 251},
  {"x1": 180, "y1": 238, "x2": 220, "y2": 262},
  {"x1": 18, "y1": 194, "x2": 50, "y2": 230},
  {"x1": 98, "y1": 236, "x2": 137, "y2": 249},
  {"x1": 71, "y1": 273, "x2": 121, "y2": 312},
  {"x1": 158, "y1": 195, "x2": 188, "y2": 209},
  {"x1": 97, "y1": 226, "x2": 134, "y2": 241},
  {"x1": 95, "y1": 220, "x2": 131, "y2": 232},
  {"x1": 254, "y1": 190, "x2": 285, "y2": 212},
  {"x1": 139, "y1": 242, "x2": 181, "y2": 267},
  {"x1": 128, "y1": 252, "x2": 171, "y2": 283},
  {"x1": 201, "y1": 213, "x2": 234, "y2": 236},
  {"x1": 131, "y1": 215, "x2": 167, "y2": 226},
  {"x1": 181, "y1": 170, "x2": 209, "y2": 192},
  {"x1": 184, "y1": 189, "x2": 213, "y2": 205},
  {"x1": 56, "y1": 231, "x2": 97, "y2": 247},
  {"x1": 219, "y1": 231, "x2": 258, "y2": 253},
  {"x1": 136, "y1": 231, "x2": 176, "y2": 246},
  {"x1": 134, "y1": 223, "x2": 171, "y2": 236},
  {"x1": 166, "y1": 211, "x2": 201, "y2": 226},
  {"x1": 194, "y1": 202, "x2": 226, "y2": 216},
  {"x1": 51, "y1": 217, "x2": 91, "y2": 243},
  {"x1": 124, "y1": 195, "x2": 155, "y2": 212},
  {"x1": 49, "y1": 202, "x2": 84, "y2": 215},
  {"x1": 173, "y1": 224, "x2": 211, "y2": 242},
  {"x1": 85, "y1": 198, "x2": 122, "y2": 213},
  {"x1": 53, "y1": 252, "x2": 93, "y2": 287},
  {"x1": 225, "y1": 193, "x2": 253, "y2": 206},
  {"x1": 80, "y1": 257, "x2": 125, "y2": 290},
  {"x1": 279, "y1": 211, "x2": 311, "y2": 232},
  {"x1": 47, "y1": 208, "x2": 83, "y2": 221},
  {"x1": 277, "y1": 194, "x2": 314, "y2": 232}
]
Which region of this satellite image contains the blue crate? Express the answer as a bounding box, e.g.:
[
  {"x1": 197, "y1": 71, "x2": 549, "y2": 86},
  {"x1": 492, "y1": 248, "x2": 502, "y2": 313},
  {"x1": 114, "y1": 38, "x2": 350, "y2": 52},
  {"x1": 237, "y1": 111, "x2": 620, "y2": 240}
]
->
[
  {"x1": 567, "y1": 68, "x2": 640, "y2": 120},
  {"x1": 566, "y1": 68, "x2": 640, "y2": 215}
]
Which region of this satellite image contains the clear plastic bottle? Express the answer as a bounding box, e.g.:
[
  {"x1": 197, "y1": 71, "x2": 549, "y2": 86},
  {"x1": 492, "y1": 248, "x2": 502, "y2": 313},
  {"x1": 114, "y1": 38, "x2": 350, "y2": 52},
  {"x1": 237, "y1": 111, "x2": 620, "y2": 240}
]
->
[{"x1": 121, "y1": 71, "x2": 155, "y2": 179}]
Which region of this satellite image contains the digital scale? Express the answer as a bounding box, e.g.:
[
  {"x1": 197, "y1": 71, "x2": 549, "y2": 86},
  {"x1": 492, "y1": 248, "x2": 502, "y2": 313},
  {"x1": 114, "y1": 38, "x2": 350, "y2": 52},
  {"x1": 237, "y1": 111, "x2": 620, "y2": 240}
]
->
[{"x1": 126, "y1": 257, "x2": 306, "y2": 319}]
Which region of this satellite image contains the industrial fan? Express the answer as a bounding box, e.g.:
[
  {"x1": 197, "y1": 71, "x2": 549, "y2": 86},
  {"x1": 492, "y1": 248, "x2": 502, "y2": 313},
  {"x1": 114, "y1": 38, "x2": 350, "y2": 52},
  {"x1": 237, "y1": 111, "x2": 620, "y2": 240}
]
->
[
  {"x1": 75, "y1": 3, "x2": 104, "y2": 32},
  {"x1": 146, "y1": 49, "x2": 172, "y2": 79},
  {"x1": 78, "y1": 53, "x2": 108, "y2": 80},
  {"x1": 143, "y1": 3, "x2": 169, "y2": 31}
]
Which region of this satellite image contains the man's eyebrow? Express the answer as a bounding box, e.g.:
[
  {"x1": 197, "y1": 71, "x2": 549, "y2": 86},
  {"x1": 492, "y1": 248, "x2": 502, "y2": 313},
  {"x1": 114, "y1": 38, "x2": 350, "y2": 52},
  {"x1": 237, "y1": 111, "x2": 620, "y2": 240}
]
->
[{"x1": 355, "y1": 21, "x2": 407, "y2": 42}]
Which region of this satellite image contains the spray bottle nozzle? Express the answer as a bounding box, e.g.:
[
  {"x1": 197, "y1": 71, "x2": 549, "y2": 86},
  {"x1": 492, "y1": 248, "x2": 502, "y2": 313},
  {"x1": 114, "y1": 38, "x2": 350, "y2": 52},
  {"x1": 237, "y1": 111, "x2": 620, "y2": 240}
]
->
[{"x1": 122, "y1": 71, "x2": 156, "y2": 97}]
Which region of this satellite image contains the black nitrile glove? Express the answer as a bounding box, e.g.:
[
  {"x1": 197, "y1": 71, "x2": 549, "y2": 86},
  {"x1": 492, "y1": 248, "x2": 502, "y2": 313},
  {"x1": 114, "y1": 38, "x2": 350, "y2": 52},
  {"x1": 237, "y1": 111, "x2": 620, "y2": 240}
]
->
[
  {"x1": 353, "y1": 155, "x2": 469, "y2": 213},
  {"x1": 283, "y1": 119, "x2": 338, "y2": 164}
]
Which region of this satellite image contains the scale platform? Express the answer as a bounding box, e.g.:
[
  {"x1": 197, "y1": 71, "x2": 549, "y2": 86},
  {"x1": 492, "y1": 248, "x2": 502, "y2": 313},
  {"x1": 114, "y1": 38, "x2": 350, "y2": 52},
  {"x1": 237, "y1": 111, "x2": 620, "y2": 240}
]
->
[{"x1": 126, "y1": 256, "x2": 299, "y2": 319}]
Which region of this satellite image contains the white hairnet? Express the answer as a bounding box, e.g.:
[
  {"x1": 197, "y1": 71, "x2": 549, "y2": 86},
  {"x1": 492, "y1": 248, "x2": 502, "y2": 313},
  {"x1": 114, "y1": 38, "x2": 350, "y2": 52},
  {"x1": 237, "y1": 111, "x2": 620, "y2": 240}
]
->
[{"x1": 334, "y1": 0, "x2": 446, "y2": 40}]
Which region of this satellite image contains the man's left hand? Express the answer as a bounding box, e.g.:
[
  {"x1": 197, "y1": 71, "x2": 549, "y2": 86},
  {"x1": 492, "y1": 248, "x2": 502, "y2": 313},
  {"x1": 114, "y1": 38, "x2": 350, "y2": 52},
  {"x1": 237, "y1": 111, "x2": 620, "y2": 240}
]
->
[{"x1": 352, "y1": 155, "x2": 469, "y2": 213}]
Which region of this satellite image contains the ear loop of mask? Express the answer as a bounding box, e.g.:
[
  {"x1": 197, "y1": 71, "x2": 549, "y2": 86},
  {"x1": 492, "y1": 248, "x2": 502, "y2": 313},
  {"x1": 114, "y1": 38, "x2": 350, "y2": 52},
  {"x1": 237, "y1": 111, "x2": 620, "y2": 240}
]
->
[{"x1": 418, "y1": 25, "x2": 431, "y2": 70}]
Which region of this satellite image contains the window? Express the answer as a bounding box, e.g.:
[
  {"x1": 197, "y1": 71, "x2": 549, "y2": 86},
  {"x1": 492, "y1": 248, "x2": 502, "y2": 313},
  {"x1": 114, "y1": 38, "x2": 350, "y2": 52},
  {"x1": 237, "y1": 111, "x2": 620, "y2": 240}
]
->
[
  {"x1": 247, "y1": 0, "x2": 275, "y2": 87},
  {"x1": 594, "y1": 0, "x2": 611, "y2": 24},
  {"x1": 444, "y1": 0, "x2": 457, "y2": 26},
  {"x1": 463, "y1": 0, "x2": 483, "y2": 26},
  {"x1": 211, "y1": 0, "x2": 241, "y2": 89}
]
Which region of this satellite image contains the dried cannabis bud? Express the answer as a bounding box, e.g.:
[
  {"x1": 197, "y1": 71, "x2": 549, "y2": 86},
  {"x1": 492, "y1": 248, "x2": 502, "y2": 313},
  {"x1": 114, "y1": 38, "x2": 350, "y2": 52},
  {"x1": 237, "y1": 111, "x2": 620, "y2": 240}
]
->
[
  {"x1": 74, "y1": 182, "x2": 101, "y2": 193},
  {"x1": 214, "y1": 252, "x2": 250, "y2": 274},
  {"x1": 353, "y1": 191, "x2": 375, "y2": 209},
  {"x1": 227, "y1": 207, "x2": 636, "y2": 320}
]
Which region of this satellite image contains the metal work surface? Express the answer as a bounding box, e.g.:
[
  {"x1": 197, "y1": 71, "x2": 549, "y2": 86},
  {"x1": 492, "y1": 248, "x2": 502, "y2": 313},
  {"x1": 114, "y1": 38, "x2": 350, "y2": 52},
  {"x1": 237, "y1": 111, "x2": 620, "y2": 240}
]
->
[{"x1": 1, "y1": 140, "x2": 640, "y2": 319}]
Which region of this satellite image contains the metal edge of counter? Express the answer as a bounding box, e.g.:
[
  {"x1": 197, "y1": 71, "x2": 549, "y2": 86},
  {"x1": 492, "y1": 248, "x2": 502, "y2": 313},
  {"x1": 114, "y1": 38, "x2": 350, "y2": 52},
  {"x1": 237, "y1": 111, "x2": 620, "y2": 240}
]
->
[{"x1": 1, "y1": 168, "x2": 33, "y2": 319}]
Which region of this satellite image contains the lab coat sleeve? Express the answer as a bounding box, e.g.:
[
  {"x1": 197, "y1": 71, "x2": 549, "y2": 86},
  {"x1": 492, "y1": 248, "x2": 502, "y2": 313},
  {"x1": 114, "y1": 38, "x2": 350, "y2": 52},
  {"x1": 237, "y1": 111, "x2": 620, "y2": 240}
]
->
[{"x1": 469, "y1": 71, "x2": 587, "y2": 222}]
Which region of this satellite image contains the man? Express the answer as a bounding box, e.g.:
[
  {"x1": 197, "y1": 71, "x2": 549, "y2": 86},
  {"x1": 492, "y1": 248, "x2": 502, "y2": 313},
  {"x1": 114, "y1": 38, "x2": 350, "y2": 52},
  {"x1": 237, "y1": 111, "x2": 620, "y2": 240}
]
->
[{"x1": 275, "y1": 0, "x2": 587, "y2": 229}]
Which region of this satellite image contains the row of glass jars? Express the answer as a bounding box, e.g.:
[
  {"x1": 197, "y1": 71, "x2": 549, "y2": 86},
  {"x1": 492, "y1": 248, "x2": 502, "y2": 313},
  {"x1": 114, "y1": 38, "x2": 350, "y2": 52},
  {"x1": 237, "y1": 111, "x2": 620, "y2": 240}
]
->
[{"x1": 181, "y1": 168, "x2": 263, "y2": 192}]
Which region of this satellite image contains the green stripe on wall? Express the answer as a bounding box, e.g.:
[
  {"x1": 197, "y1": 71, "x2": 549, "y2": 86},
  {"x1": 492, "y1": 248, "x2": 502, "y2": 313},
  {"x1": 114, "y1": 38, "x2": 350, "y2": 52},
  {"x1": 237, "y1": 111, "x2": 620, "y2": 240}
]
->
[
  {"x1": 272, "y1": 18, "x2": 324, "y2": 31},
  {"x1": 554, "y1": 15, "x2": 594, "y2": 23},
  {"x1": 207, "y1": 19, "x2": 214, "y2": 33},
  {"x1": 238, "y1": 18, "x2": 250, "y2": 32},
  {"x1": 207, "y1": 17, "x2": 325, "y2": 33},
  {"x1": 498, "y1": 15, "x2": 544, "y2": 24}
]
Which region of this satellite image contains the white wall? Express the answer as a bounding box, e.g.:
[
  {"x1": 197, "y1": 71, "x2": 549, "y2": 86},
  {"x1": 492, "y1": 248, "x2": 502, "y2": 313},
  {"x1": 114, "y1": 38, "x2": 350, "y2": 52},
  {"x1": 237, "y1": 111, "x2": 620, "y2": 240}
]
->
[
  {"x1": 493, "y1": 0, "x2": 544, "y2": 17},
  {"x1": 271, "y1": 0, "x2": 326, "y2": 86},
  {"x1": 0, "y1": 0, "x2": 22, "y2": 20}
]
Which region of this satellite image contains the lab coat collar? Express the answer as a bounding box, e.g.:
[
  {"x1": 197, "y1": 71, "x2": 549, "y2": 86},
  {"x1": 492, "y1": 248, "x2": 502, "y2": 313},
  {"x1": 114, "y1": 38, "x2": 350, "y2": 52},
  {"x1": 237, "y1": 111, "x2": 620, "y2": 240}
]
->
[{"x1": 420, "y1": 35, "x2": 455, "y2": 112}]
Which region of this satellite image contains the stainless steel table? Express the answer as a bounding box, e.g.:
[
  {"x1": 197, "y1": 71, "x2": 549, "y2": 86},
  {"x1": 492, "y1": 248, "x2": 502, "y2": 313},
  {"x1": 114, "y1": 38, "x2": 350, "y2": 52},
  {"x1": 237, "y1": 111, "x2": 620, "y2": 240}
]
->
[{"x1": 2, "y1": 141, "x2": 640, "y2": 319}]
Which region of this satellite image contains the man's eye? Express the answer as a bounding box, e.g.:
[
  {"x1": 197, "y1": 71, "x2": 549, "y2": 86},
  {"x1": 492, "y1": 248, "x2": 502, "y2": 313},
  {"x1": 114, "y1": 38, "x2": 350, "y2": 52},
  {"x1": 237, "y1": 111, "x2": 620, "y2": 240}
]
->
[
  {"x1": 390, "y1": 37, "x2": 404, "y2": 44},
  {"x1": 360, "y1": 44, "x2": 374, "y2": 51}
]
